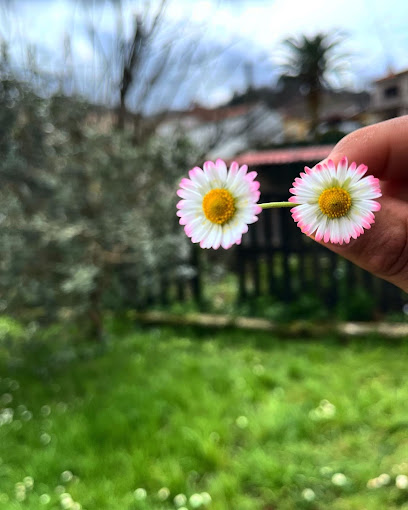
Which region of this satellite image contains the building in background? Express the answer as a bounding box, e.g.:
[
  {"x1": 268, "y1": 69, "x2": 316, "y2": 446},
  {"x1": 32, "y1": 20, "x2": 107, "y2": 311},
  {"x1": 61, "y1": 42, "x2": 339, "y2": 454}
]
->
[
  {"x1": 370, "y1": 69, "x2": 408, "y2": 121},
  {"x1": 156, "y1": 101, "x2": 284, "y2": 160}
]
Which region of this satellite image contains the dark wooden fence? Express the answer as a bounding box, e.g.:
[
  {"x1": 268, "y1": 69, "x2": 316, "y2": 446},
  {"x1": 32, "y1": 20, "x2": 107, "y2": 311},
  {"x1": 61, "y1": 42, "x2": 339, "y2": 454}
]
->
[
  {"x1": 152, "y1": 187, "x2": 406, "y2": 318},
  {"x1": 235, "y1": 191, "x2": 405, "y2": 315}
]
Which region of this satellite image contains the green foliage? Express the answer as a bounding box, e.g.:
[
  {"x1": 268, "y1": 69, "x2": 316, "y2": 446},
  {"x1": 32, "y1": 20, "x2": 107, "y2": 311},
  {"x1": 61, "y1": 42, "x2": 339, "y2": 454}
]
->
[
  {"x1": 0, "y1": 59, "x2": 196, "y2": 334},
  {"x1": 336, "y1": 286, "x2": 377, "y2": 321},
  {"x1": 1, "y1": 324, "x2": 408, "y2": 509},
  {"x1": 0, "y1": 316, "x2": 26, "y2": 360},
  {"x1": 0, "y1": 316, "x2": 24, "y2": 343}
]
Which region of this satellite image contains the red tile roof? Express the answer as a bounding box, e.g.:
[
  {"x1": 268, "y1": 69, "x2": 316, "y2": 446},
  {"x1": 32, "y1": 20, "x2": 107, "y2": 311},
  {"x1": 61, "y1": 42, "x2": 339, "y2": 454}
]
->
[{"x1": 233, "y1": 145, "x2": 334, "y2": 166}]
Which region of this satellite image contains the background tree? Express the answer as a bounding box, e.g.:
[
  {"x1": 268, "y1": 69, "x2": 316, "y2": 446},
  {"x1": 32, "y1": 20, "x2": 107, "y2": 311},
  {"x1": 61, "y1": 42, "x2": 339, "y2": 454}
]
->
[
  {"x1": 0, "y1": 49, "x2": 197, "y2": 340},
  {"x1": 280, "y1": 32, "x2": 347, "y2": 138}
]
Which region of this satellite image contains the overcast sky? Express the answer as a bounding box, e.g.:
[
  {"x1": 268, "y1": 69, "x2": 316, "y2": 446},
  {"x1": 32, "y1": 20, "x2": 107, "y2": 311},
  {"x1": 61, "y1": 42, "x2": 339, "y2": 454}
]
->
[{"x1": 1, "y1": 0, "x2": 408, "y2": 111}]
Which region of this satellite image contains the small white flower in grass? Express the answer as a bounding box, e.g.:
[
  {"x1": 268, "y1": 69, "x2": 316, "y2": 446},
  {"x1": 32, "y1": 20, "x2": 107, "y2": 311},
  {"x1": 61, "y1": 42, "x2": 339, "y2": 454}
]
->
[
  {"x1": 157, "y1": 487, "x2": 170, "y2": 501},
  {"x1": 39, "y1": 493, "x2": 51, "y2": 504},
  {"x1": 310, "y1": 399, "x2": 336, "y2": 420},
  {"x1": 16, "y1": 491, "x2": 26, "y2": 502},
  {"x1": 302, "y1": 488, "x2": 315, "y2": 502},
  {"x1": 41, "y1": 405, "x2": 51, "y2": 417},
  {"x1": 40, "y1": 432, "x2": 51, "y2": 445},
  {"x1": 61, "y1": 471, "x2": 73, "y2": 483},
  {"x1": 60, "y1": 493, "x2": 74, "y2": 509},
  {"x1": 55, "y1": 486, "x2": 65, "y2": 495},
  {"x1": 378, "y1": 473, "x2": 390, "y2": 485},
  {"x1": 177, "y1": 159, "x2": 262, "y2": 249},
  {"x1": 367, "y1": 474, "x2": 390, "y2": 489},
  {"x1": 235, "y1": 415, "x2": 249, "y2": 429},
  {"x1": 200, "y1": 492, "x2": 212, "y2": 505},
  {"x1": 15, "y1": 482, "x2": 26, "y2": 501},
  {"x1": 23, "y1": 476, "x2": 34, "y2": 490},
  {"x1": 331, "y1": 473, "x2": 347, "y2": 486},
  {"x1": 134, "y1": 488, "x2": 147, "y2": 500},
  {"x1": 396, "y1": 474, "x2": 408, "y2": 489},
  {"x1": 189, "y1": 493, "x2": 204, "y2": 508},
  {"x1": 0, "y1": 408, "x2": 13, "y2": 425},
  {"x1": 290, "y1": 157, "x2": 381, "y2": 244},
  {"x1": 22, "y1": 410, "x2": 33, "y2": 421},
  {"x1": 367, "y1": 478, "x2": 382, "y2": 489},
  {"x1": 1, "y1": 393, "x2": 12, "y2": 405},
  {"x1": 174, "y1": 493, "x2": 187, "y2": 507}
]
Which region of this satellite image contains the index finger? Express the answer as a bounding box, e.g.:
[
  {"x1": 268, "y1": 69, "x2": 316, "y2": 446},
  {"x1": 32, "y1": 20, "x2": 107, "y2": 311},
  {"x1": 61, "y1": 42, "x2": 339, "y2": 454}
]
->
[{"x1": 326, "y1": 115, "x2": 408, "y2": 181}]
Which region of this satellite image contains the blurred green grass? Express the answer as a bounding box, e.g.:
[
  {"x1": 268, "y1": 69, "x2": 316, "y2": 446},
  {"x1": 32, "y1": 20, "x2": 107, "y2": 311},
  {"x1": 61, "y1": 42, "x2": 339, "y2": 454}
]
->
[{"x1": 1, "y1": 325, "x2": 408, "y2": 509}]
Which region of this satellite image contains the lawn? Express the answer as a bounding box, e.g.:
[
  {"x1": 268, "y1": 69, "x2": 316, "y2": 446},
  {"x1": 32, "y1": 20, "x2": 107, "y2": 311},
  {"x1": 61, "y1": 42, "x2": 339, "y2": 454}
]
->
[{"x1": 1, "y1": 323, "x2": 408, "y2": 509}]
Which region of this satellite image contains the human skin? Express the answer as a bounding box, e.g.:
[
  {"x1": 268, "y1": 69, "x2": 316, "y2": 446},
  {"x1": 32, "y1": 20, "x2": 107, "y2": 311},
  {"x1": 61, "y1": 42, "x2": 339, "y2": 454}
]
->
[{"x1": 319, "y1": 115, "x2": 408, "y2": 292}]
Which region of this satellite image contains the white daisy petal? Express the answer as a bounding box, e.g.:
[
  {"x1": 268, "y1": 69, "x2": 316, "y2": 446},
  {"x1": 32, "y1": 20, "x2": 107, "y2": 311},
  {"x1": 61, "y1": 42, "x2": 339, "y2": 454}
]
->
[
  {"x1": 201, "y1": 224, "x2": 218, "y2": 249},
  {"x1": 290, "y1": 159, "x2": 381, "y2": 244},
  {"x1": 225, "y1": 161, "x2": 239, "y2": 187},
  {"x1": 203, "y1": 160, "x2": 225, "y2": 188},
  {"x1": 177, "y1": 160, "x2": 261, "y2": 249},
  {"x1": 215, "y1": 159, "x2": 228, "y2": 183},
  {"x1": 314, "y1": 216, "x2": 328, "y2": 242},
  {"x1": 212, "y1": 225, "x2": 223, "y2": 250},
  {"x1": 221, "y1": 225, "x2": 233, "y2": 249},
  {"x1": 188, "y1": 166, "x2": 210, "y2": 187},
  {"x1": 336, "y1": 156, "x2": 349, "y2": 183},
  {"x1": 229, "y1": 165, "x2": 249, "y2": 192}
]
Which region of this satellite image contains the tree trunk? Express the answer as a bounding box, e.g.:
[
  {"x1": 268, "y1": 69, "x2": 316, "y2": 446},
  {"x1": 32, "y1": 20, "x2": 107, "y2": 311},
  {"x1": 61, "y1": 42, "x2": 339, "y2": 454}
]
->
[{"x1": 307, "y1": 89, "x2": 320, "y2": 140}]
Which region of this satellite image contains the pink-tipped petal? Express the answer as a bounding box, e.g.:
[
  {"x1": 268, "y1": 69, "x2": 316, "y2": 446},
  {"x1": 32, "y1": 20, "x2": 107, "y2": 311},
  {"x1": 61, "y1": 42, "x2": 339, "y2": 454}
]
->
[
  {"x1": 338, "y1": 156, "x2": 348, "y2": 168},
  {"x1": 246, "y1": 171, "x2": 258, "y2": 181},
  {"x1": 289, "y1": 156, "x2": 381, "y2": 244},
  {"x1": 177, "y1": 159, "x2": 261, "y2": 249},
  {"x1": 327, "y1": 160, "x2": 336, "y2": 171}
]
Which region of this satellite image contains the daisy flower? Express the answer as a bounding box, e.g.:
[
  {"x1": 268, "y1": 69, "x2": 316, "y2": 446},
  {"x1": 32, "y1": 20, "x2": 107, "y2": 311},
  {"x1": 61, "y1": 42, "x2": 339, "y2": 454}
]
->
[
  {"x1": 289, "y1": 157, "x2": 382, "y2": 245},
  {"x1": 177, "y1": 159, "x2": 262, "y2": 249}
]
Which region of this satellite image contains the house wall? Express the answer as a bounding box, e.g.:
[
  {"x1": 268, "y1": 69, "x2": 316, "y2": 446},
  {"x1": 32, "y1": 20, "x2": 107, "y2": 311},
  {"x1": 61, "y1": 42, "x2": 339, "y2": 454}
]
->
[
  {"x1": 371, "y1": 74, "x2": 408, "y2": 118},
  {"x1": 157, "y1": 103, "x2": 284, "y2": 159}
]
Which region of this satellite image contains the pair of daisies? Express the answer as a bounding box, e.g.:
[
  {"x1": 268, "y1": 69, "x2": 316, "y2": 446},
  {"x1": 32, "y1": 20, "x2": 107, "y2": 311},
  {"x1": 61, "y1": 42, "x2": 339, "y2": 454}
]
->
[{"x1": 176, "y1": 158, "x2": 381, "y2": 249}]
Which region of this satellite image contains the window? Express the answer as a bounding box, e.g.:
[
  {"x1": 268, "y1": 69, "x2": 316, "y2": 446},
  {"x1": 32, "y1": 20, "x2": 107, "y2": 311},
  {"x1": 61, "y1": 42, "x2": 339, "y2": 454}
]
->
[{"x1": 384, "y1": 85, "x2": 399, "y2": 99}]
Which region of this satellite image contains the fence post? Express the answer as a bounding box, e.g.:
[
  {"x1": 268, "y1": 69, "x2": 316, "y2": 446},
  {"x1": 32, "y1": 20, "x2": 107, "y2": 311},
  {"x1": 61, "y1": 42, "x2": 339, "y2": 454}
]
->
[{"x1": 191, "y1": 245, "x2": 203, "y2": 306}]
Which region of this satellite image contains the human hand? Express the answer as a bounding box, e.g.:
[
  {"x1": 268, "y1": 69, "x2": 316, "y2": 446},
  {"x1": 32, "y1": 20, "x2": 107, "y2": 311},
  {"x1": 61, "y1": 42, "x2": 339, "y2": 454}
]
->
[{"x1": 320, "y1": 115, "x2": 408, "y2": 292}]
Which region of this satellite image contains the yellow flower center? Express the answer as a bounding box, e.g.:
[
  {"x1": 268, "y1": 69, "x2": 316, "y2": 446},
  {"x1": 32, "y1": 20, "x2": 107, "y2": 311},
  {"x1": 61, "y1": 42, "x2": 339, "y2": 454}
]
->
[
  {"x1": 202, "y1": 188, "x2": 236, "y2": 225},
  {"x1": 318, "y1": 187, "x2": 352, "y2": 219}
]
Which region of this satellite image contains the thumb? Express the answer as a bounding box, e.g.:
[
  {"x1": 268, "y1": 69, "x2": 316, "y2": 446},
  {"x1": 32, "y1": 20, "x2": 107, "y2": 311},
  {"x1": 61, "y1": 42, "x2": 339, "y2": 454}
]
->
[
  {"x1": 321, "y1": 196, "x2": 408, "y2": 291},
  {"x1": 317, "y1": 118, "x2": 408, "y2": 291}
]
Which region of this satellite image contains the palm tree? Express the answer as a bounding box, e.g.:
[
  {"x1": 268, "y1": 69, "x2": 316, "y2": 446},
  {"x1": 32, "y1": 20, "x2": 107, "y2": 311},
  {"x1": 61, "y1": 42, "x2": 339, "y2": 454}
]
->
[{"x1": 280, "y1": 33, "x2": 346, "y2": 138}]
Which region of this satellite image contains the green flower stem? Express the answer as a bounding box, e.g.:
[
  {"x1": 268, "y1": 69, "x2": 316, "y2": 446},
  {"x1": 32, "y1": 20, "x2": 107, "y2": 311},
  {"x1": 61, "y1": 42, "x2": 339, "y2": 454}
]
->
[{"x1": 259, "y1": 201, "x2": 299, "y2": 209}]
